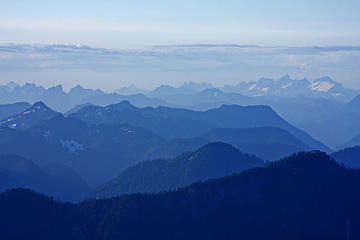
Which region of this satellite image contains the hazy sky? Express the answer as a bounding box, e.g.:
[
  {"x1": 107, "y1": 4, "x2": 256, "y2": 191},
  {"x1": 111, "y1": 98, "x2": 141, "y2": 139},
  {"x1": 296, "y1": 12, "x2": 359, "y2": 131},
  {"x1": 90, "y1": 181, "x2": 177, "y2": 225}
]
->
[
  {"x1": 1, "y1": 0, "x2": 359, "y2": 47},
  {"x1": 0, "y1": 0, "x2": 359, "y2": 90}
]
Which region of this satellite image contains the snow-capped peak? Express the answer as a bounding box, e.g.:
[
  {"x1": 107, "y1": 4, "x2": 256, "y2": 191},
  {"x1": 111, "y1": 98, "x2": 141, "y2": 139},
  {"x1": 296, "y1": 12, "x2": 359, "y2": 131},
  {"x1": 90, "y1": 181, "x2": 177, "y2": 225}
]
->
[{"x1": 310, "y1": 81, "x2": 335, "y2": 92}]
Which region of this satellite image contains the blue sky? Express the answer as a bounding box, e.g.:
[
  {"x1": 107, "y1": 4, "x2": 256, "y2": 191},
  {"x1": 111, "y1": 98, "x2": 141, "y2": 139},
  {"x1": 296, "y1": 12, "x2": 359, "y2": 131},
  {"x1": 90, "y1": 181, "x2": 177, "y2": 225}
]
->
[
  {"x1": 1, "y1": 0, "x2": 359, "y2": 47},
  {"x1": 0, "y1": 0, "x2": 359, "y2": 90}
]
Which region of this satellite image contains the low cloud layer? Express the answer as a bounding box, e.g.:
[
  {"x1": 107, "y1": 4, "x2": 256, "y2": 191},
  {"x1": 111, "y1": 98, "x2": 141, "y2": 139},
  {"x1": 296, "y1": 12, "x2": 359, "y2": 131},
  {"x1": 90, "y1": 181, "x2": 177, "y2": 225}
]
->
[{"x1": 0, "y1": 44, "x2": 359, "y2": 90}]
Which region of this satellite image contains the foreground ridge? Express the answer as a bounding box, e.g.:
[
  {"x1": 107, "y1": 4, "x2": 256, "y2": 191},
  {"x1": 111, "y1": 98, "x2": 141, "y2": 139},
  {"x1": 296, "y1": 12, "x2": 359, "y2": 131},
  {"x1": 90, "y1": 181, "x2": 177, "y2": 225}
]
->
[{"x1": 1, "y1": 151, "x2": 360, "y2": 239}]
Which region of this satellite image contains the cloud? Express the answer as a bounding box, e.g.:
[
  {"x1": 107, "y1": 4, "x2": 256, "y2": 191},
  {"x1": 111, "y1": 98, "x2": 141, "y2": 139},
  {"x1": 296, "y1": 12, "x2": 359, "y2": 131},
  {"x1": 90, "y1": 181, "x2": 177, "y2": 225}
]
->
[{"x1": 0, "y1": 43, "x2": 359, "y2": 90}]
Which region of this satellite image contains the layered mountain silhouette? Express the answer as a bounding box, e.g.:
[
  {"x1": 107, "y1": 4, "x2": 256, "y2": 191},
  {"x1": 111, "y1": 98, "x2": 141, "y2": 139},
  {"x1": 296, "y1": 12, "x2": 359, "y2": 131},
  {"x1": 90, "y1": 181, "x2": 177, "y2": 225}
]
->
[
  {"x1": 293, "y1": 93, "x2": 360, "y2": 148},
  {"x1": 200, "y1": 127, "x2": 310, "y2": 160},
  {"x1": 68, "y1": 100, "x2": 329, "y2": 152},
  {"x1": 342, "y1": 135, "x2": 360, "y2": 149},
  {"x1": 1, "y1": 151, "x2": 360, "y2": 239},
  {"x1": 0, "y1": 82, "x2": 173, "y2": 112},
  {"x1": 332, "y1": 146, "x2": 360, "y2": 168},
  {"x1": 93, "y1": 142, "x2": 264, "y2": 198},
  {"x1": 145, "y1": 75, "x2": 357, "y2": 103},
  {"x1": 163, "y1": 126, "x2": 312, "y2": 161},
  {"x1": 299, "y1": 110, "x2": 360, "y2": 148},
  {"x1": 344, "y1": 94, "x2": 360, "y2": 114},
  {"x1": 0, "y1": 101, "x2": 330, "y2": 187},
  {"x1": 0, "y1": 80, "x2": 356, "y2": 150},
  {"x1": 0, "y1": 154, "x2": 89, "y2": 201},
  {"x1": 0, "y1": 115, "x2": 170, "y2": 186}
]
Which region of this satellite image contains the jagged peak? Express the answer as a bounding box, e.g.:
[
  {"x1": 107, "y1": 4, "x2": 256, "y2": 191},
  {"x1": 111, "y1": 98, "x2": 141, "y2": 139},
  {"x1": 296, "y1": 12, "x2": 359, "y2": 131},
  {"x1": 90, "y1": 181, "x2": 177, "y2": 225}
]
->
[{"x1": 47, "y1": 84, "x2": 64, "y2": 92}]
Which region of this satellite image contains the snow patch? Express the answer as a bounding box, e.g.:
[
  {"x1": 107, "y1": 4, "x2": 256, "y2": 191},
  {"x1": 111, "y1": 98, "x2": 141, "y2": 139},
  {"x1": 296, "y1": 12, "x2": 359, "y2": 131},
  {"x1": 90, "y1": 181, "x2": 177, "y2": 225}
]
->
[
  {"x1": 121, "y1": 127, "x2": 134, "y2": 135},
  {"x1": 281, "y1": 81, "x2": 294, "y2": 88},
  {"x1": 310, "y1": 81, "x2": 335, "y2": 92},
  {"x1": 42, "y1": 130, "x2": 50, "y2": 138},
  {"x1": 60, "y1": 139, "x2": 84, "y2": 153},
  {"x1": 248, "y1": 84, "x2": 257, "y2": 91}
]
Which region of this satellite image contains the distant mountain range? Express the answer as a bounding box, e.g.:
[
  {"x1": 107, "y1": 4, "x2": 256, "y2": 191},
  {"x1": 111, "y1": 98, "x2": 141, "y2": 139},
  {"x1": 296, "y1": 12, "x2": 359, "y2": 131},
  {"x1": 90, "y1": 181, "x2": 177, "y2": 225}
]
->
[
  {"x1": 143, "y1": 74, "x2": 357, "y2": 102},
  {"x1": 296, "y1": 94, "x2": 360, "y2": 148},
  {"x1": 1, "y1": 150, "x2": 360, "y2": 239},
  {"x1": 0, "y1": 77, "x2": 359, "y2": 148},
  {"x1": 221, "y1": 74, "x2": 357, "y2": 101},
  {"x1": 340, "y1": 135, "x2": 360, "y2": 150},
  {"x1": 0, "y1": 75, "x2": 357, "y2": 113},
  {"x1": 0, "y1": 82, "x2": 173, "y2": 112}
]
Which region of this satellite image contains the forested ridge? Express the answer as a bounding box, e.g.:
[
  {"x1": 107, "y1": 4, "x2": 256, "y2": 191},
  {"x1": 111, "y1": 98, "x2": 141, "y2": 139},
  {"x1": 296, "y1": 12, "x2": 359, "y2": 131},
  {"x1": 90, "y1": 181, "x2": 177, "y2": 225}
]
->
[{"x1": 1, "y1": 151, "x2": 360, "y2": 239}]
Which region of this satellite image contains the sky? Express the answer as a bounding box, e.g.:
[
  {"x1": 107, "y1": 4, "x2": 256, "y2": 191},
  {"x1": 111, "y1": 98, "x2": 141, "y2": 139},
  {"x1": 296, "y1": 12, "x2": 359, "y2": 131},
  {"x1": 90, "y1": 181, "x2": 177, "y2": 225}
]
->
[
  {"x1": 1, "y1": 0, "x2": 360, "y2": 47},
  {"x1": 0, "y1": 0, "x2": 359, "y2": 90}
]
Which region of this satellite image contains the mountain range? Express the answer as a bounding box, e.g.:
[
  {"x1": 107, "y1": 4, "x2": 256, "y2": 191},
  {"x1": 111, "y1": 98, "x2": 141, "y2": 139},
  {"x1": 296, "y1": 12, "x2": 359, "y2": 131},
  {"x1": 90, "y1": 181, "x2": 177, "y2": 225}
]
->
[
  {"x1": 220, "y1": 75, "x2": 357, "y2": 101},
  {"x1": 0, "y1": 101, "x2": 328, "y2": 187},
  {"x1": 140, "y1": 75, "x2": 357, "y2": 103},
  {"x1": 0, "y1": 82, "x2": 173, "y2": 112},
  {"x1": 0, "y1": 75, "x2": 357, "y2": 113},
  {"x1": 1, "y1": 77, "x2": 359, "y2": 148},
  {"x1": 68, "y1": 100, "x2": 329, "y2": 152}
]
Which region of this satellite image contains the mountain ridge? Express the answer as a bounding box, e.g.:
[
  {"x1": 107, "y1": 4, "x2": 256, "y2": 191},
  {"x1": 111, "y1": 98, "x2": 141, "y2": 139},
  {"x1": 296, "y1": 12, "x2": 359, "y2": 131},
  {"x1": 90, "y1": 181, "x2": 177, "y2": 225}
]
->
[
  {"x1": 1, "y1": 150, "x2": 360, "y2": 239},
  {"x1": 69, "y1": 100, "x2": 330, "y2": 152},
  {"x1": 92, "y1": 142, "x2": 264, "y2": 198}
]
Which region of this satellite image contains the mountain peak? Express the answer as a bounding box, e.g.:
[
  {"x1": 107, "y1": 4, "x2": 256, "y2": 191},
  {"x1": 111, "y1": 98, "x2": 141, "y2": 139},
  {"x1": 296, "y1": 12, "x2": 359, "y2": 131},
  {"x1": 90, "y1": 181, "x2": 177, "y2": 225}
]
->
[
  {"x1": 279, "y1": 74, "x2": 291, "y2": 81},
  {"x1": 109, "y1": 100, "x2": 137, "y2": 111},
  {"x1": 32, "y1": 101, "x2": 51, "y2": 110},
  {"x1": 73, "y1": 85, "x2": 84, "y2": 90},
  {"x1": 6, "y1": 81, "x2": 19, "y2": 89},
  {"x1": 268, "y1": 151, "x2": 339, "y2": 173},
  {"x1": 191, "y1": 142, "x2": 241, "y2": 160}
]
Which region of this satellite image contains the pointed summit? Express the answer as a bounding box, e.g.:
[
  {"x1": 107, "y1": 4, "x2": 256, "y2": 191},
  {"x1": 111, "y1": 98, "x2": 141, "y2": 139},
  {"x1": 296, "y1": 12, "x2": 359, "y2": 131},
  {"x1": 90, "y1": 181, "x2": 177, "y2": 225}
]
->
[
  {"x1": 279, "y1": 74, "x2": 292, "y2": 84},
  {"x1": 280, "y1": 74, "x2": 291, "y2": 81}
]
